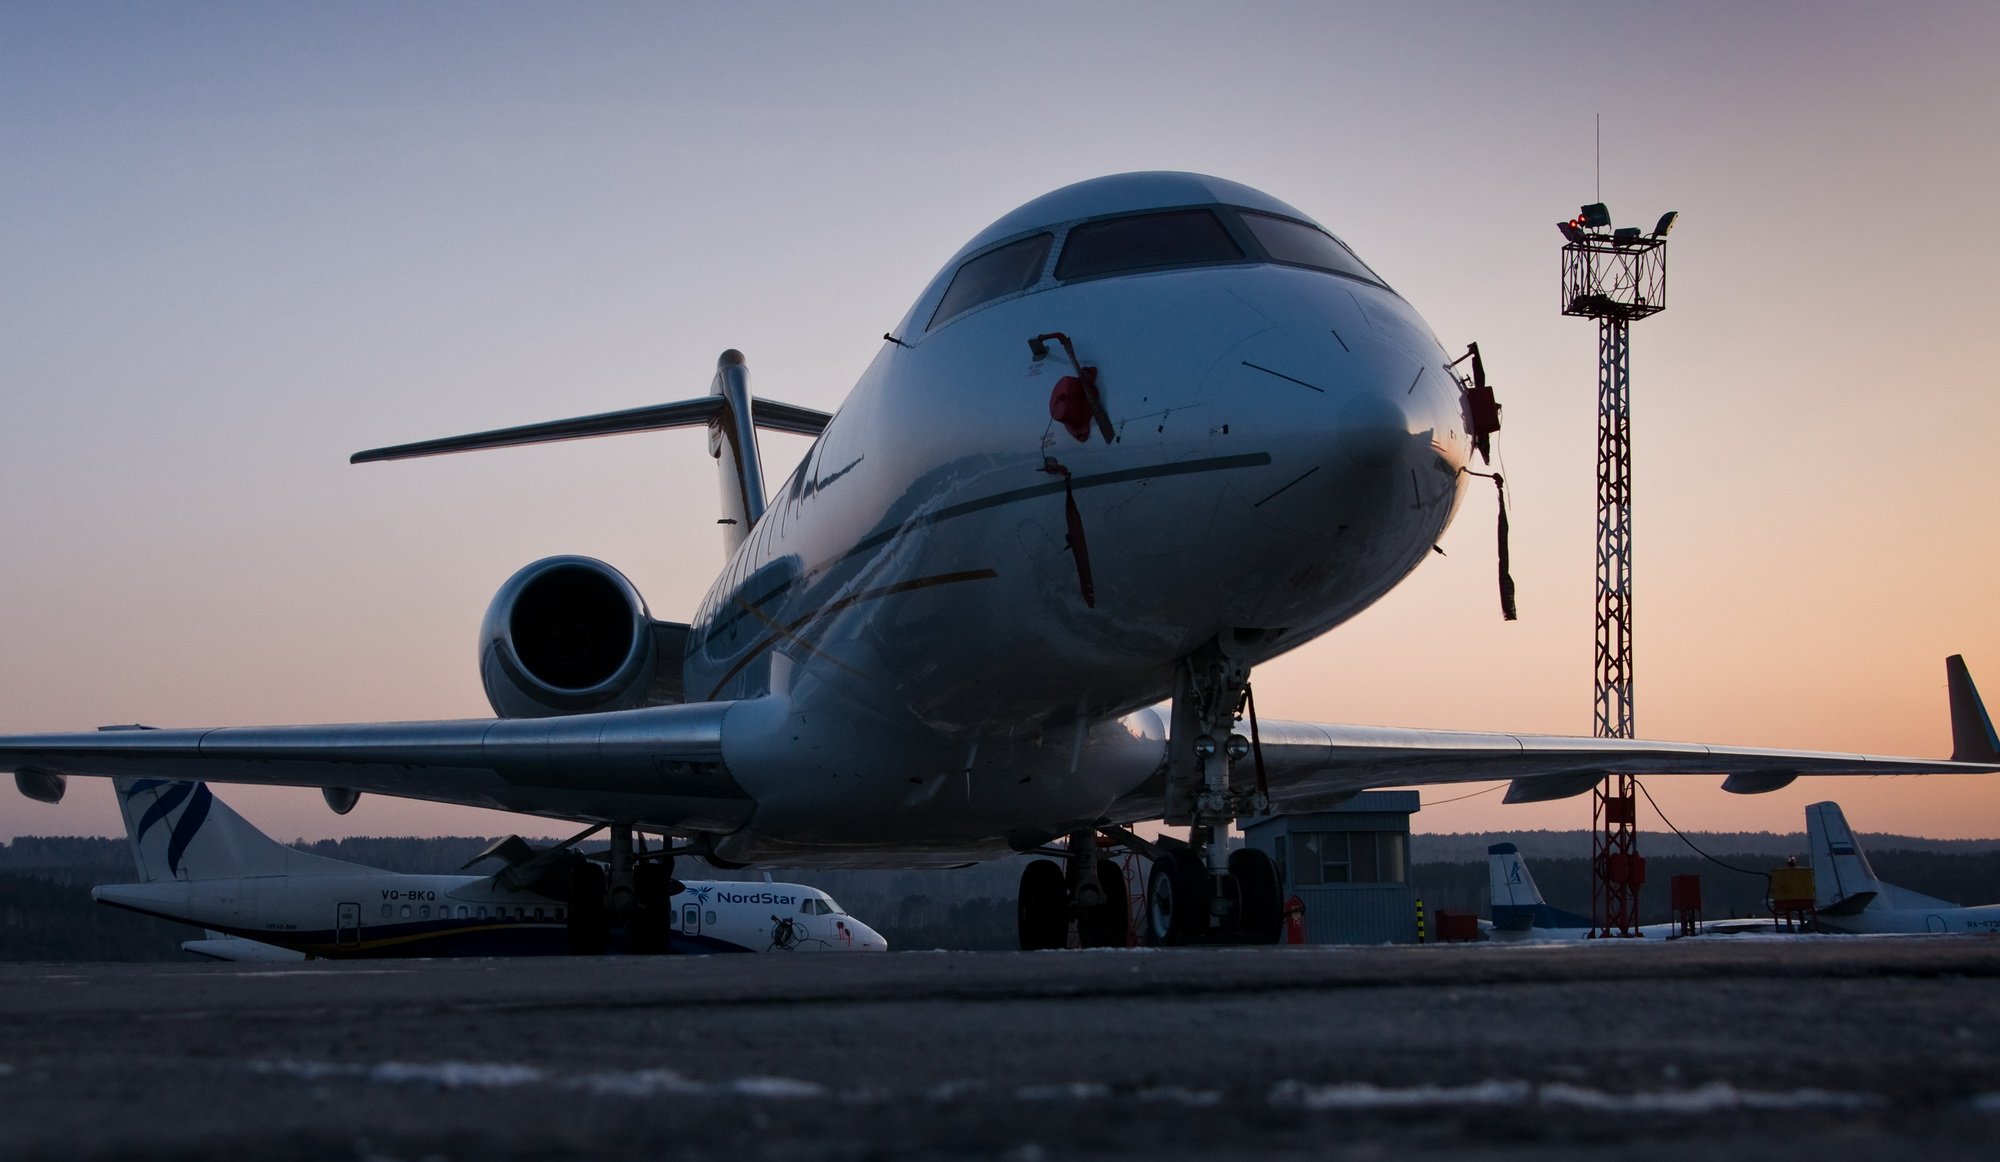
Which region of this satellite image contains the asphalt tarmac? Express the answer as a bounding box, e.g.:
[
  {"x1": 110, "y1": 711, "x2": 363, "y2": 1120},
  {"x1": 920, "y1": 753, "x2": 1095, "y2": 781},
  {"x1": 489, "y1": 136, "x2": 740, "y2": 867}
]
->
[{"x1": 2, "y1": 937, "x2": 1997, "y2": 1160}]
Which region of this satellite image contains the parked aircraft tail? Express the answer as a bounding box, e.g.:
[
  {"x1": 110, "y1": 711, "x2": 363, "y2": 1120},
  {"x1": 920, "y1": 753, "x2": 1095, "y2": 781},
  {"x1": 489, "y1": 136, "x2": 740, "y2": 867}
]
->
[
  {"x1": 113, "y1": 778, "x2": 365, "y2": 883},
  {"x1": 1804, "y1": 801, "x2": 1883, "y2": 913},
  {"x1": 347, "y1": 350, "x2": 831, "y2": 557},
  {"x1": 1948, "y1": 654, "x2": 1999, "y2": 763},
  {"x1": 1487, "y1": 842, "x2": 1591, "y2": 931}
]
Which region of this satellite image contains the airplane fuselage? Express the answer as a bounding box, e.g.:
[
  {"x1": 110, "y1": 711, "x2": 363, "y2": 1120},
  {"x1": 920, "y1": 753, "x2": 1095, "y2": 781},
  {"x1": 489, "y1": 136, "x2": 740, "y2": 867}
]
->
[{"x1": 685, "y1": 176, "x2": 1471, "y2": 860}]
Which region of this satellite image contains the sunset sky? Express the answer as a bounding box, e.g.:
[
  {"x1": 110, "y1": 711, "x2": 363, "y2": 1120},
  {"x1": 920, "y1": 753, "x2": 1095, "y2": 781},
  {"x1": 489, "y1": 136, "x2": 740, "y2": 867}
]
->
[{"x1": 3, "y1": 2, "x2": 1996, "y2": 846}]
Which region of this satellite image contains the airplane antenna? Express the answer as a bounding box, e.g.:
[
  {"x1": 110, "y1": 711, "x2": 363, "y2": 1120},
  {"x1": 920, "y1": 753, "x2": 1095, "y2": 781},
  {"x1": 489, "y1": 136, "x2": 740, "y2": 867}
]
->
[{"x1": 1558, "y1": 179, "x2": 1677, "y2": 938}]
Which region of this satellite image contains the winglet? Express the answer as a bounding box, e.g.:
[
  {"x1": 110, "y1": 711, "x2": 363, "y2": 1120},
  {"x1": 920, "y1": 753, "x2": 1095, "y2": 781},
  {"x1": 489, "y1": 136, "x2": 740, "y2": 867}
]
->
[{"x1": 1947, "y1": 655, "x2": 1999, "y2": 763}]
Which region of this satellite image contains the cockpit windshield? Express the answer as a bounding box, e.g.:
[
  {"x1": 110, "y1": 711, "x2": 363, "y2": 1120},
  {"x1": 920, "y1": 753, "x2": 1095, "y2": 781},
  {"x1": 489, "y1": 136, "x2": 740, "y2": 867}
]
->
[
  {"x1": 929, "y1": 233, "x2": 1052, "y2": 329},
  {"x1": 917, "y1": 198, "x2": 1397, "y2": 334},
  {"x1": 1054, "y1": 208, "x2": 1243, "y2": 282},
  {"x1": 1239, "y1": 211, "x2": 1387, "y2": 289},
  {"x1": 799, "y1": 895, "x2": 845, "y2": 915}
]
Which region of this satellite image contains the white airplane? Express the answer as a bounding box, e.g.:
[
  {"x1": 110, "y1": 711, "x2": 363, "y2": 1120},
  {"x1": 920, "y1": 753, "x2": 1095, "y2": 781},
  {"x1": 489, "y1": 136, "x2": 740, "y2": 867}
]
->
[
  {"x1": 1483, "y1": 841, "x2": 1774, "y2": 940},
  {"x1": 1807, "y1": 800, "x2": 2000, "y2": 935},
  {"x1": 5, "y1": 172, "x2": 1997, "y2": 952},
  {"x1": 96, "y1": 777, "x2": 886, "y2": 957}
]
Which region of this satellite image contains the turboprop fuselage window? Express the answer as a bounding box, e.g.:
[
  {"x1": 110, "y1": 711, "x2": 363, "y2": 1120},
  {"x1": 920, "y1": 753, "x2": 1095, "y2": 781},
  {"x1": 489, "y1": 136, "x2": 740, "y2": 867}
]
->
[
  {"x1": 1054, "y1": 208, "x2": 1244, "y2": 282},
  {"x1": 1239, "y1": 211, "x2": 1386, "y2": 289},
  {"x1": 929, "y1": 232, "x2": 1053, "y2": 328}
]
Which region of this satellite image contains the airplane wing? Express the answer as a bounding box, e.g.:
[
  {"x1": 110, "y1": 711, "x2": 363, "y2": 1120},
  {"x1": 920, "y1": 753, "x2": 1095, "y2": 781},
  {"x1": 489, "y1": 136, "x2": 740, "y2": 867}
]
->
[
  {"x1": 1247, "y1": 719, "x2": 2000, "y2": 812},
  {"x1": 1117, "y1": 655, "x2": 2000, "y2": 816},
  {"x1": 2, "y1": 701, "x2": 754, "y2": 833}
]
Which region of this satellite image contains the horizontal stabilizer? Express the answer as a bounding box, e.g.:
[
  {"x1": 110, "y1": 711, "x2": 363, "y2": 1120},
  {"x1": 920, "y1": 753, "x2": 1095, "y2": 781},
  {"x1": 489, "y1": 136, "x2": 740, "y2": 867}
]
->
[
  {"x1": 1948, "y1": 655, "x2": 1998, "y2": 763},
  {"x1": 351, "y1": 395, "x2": 832, "y2": 464}
]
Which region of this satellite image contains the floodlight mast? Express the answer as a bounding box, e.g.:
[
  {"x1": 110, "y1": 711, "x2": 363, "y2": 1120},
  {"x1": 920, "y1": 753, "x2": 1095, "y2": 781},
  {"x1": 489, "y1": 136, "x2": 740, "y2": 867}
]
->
[{"x1": 1558, "y1": 204, "x2": 1673, "y2": 938}]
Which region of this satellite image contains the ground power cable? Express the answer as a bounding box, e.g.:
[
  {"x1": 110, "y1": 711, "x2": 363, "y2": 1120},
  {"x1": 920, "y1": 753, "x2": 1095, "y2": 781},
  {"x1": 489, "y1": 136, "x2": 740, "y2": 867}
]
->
[{"x1": 1634, "y1": 778, "x2": 1779, "y2": 914}]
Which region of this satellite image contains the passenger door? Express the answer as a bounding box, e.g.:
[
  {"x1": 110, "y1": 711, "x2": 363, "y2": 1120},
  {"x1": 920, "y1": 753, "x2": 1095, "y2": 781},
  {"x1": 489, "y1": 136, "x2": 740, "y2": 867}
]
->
[{"x1": 336, "y1": 902, "x2": 361, "y2": 949}]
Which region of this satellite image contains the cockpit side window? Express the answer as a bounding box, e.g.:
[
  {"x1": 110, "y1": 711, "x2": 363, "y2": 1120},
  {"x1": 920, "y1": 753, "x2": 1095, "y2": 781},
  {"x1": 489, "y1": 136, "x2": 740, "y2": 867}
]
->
[
  {"x1": 1054, "y1": 209, "x2": 1244, "y2": 282},
  {"x1": 929, "y1": 232, "x2": 1054, "y2": 329},
  {"x1": 1239, "y1": 211, "x2": 1387, "y2": 289}
]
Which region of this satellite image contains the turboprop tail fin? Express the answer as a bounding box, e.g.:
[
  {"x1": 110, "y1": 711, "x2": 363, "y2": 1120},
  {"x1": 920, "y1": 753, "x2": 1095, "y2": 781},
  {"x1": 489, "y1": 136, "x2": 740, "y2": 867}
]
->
[{"x1": 112, "y1": 778, "x2": 361, "y2": 883}]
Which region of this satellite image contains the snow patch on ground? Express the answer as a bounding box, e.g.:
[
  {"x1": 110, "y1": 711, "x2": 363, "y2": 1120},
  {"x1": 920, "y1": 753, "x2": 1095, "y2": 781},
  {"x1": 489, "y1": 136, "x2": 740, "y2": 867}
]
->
[
  {"x1": 253, "y1": 1060, "x2": 828, "y2": 1101},
  {"x1": 1014, "y1": 1082, "x2": 1110, "y2": 1102},
  {"x1": 1269, "y1": 1079, "x2": 1876, "y2": 1113}
]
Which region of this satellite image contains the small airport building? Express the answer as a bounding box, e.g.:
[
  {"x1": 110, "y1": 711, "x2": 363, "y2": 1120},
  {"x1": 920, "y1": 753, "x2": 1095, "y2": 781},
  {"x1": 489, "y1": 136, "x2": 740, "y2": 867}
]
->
[{"x1": 1242, "y1": 791, "x2": 1421, "y2": 944}]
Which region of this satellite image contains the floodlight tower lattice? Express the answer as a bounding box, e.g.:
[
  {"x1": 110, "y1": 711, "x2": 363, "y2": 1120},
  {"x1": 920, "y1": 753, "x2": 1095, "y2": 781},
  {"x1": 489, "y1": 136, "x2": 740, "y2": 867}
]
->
[{"x1": 1559, "y1": 205, "x2": 1674, "y2": 938}]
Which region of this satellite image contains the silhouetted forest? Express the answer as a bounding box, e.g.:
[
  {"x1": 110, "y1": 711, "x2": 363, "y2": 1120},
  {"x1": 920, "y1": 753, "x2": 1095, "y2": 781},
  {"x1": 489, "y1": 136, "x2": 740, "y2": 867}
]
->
[{"x1": 4, "y1": 833, "x2": 1996, "y2": 960}]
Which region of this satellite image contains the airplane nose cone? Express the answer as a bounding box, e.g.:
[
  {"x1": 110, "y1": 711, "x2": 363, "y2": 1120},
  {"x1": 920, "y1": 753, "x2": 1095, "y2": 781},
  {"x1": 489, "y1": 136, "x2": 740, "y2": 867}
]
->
[{"x1": 1335, "y1": 386, "x2": 1414, "y2": 467}]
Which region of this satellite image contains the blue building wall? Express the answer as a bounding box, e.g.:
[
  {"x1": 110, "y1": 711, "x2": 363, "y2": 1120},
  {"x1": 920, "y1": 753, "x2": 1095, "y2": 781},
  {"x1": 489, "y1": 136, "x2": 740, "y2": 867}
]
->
[{"x1": 1244, "y1": 791, "x2": 1421, "y2": 945}]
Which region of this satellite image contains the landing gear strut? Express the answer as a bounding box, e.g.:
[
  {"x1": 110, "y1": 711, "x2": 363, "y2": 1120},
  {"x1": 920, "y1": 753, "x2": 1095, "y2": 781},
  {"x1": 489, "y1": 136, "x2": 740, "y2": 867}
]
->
[{"x1": 1145, "y1": 637, "x2": 1284, "y2": 945}]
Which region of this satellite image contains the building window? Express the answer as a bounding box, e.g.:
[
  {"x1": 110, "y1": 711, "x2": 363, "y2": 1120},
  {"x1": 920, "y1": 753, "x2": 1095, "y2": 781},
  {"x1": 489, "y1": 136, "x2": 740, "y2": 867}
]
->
[{"x1": 1289, "y1": 831, "x2": 1405, "y2": 886}]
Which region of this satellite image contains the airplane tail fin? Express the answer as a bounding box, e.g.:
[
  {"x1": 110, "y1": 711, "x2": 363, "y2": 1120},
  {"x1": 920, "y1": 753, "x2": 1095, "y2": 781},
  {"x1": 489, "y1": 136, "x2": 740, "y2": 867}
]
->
[
  {"x1": 112, "y1": 779, "x2": 343, "y2": 882},
  {"x1": 1948, "y1": 655, "x2": 1999, "y2": 763},
  {"x1": 1804, "y1": 801, "x2": 1883, "y2": 913},
  {"x1": 348, "y1": 350, "x2": 832, "y2": 559},
  {"x1": 1487, "y1": 842, "x2": 1591, "y2": 931}
]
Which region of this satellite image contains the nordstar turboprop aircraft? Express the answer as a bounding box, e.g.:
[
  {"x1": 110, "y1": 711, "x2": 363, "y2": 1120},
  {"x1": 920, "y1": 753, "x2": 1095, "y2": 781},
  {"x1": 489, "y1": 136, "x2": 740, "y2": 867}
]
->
[
  {"x1": 5, "y1": 172, "x2": 1998, "y2": 951},
  {"x1": 95, "y1": 778, "x2": 887, "y2": 957}
]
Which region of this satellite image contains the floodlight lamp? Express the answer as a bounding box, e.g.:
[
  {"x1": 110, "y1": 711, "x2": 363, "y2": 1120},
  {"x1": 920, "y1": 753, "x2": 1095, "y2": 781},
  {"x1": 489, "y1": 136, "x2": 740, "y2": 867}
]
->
[
  {"x1": 1558, "y1": 221, "x2": 1585, "y2": 243},
  {"x1": 1613, "y1": 226, "x2": 1642, "y2": 244},
  {"x1": 1652, "y1": 210, "x2": 1679, "y2": 238},
  {"x1": 1579, "y1": 202, "x2": 1611, "y2": 229}
]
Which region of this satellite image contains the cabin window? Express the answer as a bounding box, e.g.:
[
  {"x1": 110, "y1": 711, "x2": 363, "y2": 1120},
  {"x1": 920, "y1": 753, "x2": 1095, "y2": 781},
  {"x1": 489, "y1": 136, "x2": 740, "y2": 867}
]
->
[
  {"x1": 457, "y1": 905, "x2": 469, "y2": 919},
  {"x1": 400, "y1": 904, "x2": 412, "y2": 919},
  {"x1": 1239, "y1": 211, "x2": 1385, "y2": 288},
  {"x1": 1055, "y1": 209, "x2": 1243, "y2": 282},
  {"x1": 381, "y1": 904, "x2": 394, "y2": 919},
  {"x1": 533, "y1": 907, "x2": 545, "y2": 921},
  {"x1": 419, "y1": 904, "x2": 431, "y2": 919},
  {"x1": 477, "y1": 906, "x2": 488, "y2": 919},
  {"x1": 705, "y1": 910, "x2": 717, "y2": 927},
  {"x1": 929, "y1": 232, "x2": 1053, "y2": 328}
]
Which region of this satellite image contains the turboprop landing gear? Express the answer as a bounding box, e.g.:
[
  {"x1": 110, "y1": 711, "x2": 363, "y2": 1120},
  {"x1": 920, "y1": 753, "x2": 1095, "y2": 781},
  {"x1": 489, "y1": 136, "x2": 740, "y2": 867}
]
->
[{"x1": 1146, "y1": 637, "x2": 1285, "y2": 945}]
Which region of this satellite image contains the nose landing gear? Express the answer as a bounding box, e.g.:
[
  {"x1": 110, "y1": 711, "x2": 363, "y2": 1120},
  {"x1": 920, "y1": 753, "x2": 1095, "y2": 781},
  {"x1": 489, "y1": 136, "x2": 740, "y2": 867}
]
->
[{"x1": 1146, "y1": 639, "x2": 1285, "y2": 945}]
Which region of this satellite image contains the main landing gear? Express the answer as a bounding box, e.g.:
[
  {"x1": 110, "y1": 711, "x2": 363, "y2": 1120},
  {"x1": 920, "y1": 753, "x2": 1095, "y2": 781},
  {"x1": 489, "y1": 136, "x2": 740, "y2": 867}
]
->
[
  {"x1": 1017, "y1": 835, "x2": 1132, "y2": 950},
  {"x1": 1014, "y1": 638, "x2": 1287, "y2": 949},
  {"x1": 565, "y1": 823, "x2": 683, "y2": 955}
]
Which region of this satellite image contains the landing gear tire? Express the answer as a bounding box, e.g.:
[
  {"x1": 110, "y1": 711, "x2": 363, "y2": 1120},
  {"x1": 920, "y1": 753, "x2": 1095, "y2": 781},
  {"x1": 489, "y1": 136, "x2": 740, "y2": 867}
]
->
[
  {"x1": 1017, "y1": 858, "x2": 1070, "y2": 950},
  {"x1": 1145, "y1": 848, "x2": 1210, "y2": 946},
  {"x1": 1229, "y1": 848, "x2": 1284, "y2": 945},
  {"x1": 631, "y1": 860, "x2": 674, "y2": 954},
  {"x1": 566, "y1": 861, "x2": 608, "y2": 955},
  {"x1": 1078, "y1": 858, "x2": 1130, "y2": 948}
]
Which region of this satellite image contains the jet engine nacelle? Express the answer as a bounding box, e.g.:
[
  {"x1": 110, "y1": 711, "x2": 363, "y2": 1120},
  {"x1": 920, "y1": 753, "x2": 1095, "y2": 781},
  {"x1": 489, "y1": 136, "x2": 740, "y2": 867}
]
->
[{"x1": 480, "y1": 556, "x2": 680, "y2": 719}]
